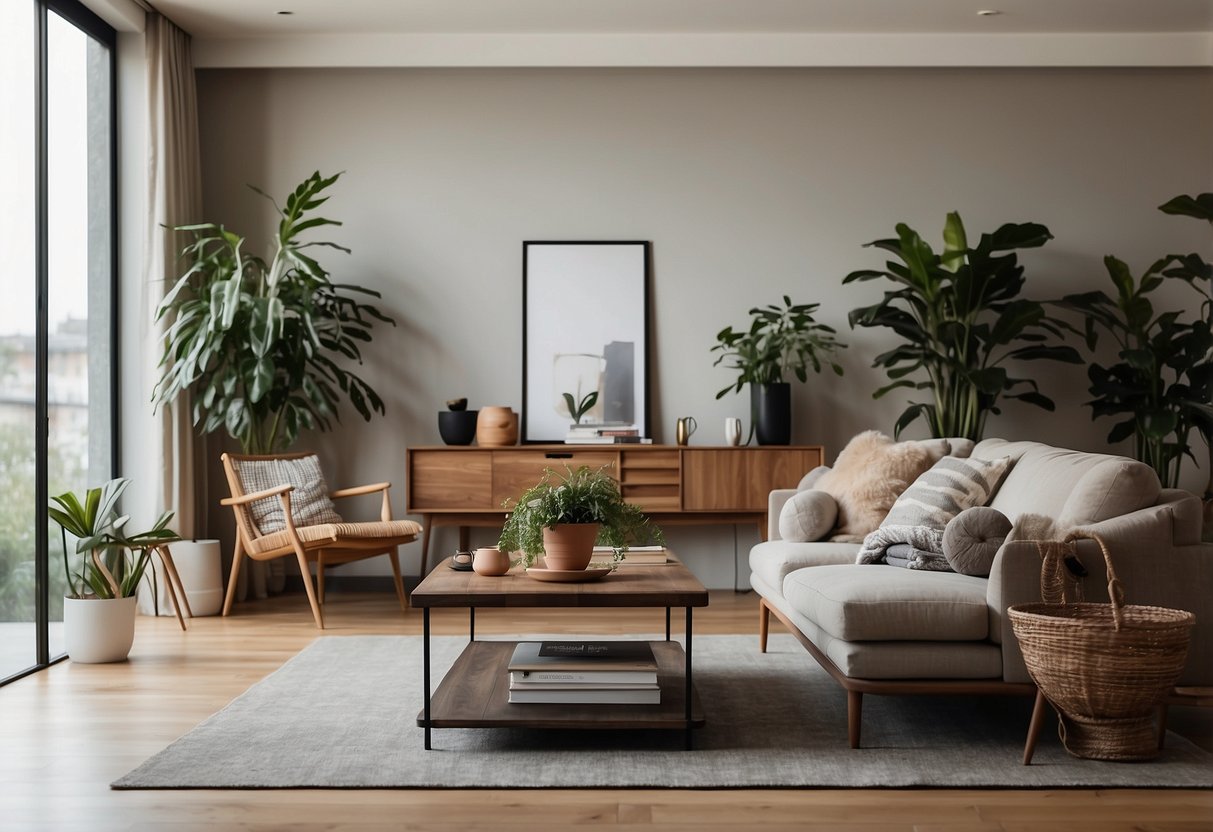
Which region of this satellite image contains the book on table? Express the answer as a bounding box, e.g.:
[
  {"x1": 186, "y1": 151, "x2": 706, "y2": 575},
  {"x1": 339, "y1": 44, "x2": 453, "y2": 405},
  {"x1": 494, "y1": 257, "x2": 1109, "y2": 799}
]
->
[
  {"x1": 506, "y1": 687, "x2": 660, "y2": 705},
  {"x1": 591, "y1": 545, "x2": 668, "y2": 565},
  {"x1": 507, "y1": 641, "x2": 661, "y2": 705}
]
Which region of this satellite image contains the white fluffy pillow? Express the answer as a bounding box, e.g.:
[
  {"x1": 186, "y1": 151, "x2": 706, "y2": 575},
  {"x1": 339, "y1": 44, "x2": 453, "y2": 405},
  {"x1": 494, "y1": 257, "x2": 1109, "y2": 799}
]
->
[
  {"x1": 812, "y1": 431, "x2": 950, "y2": 541},
  {"x1": 778, "y1": 490, "x2": 838, "y2": 542}
]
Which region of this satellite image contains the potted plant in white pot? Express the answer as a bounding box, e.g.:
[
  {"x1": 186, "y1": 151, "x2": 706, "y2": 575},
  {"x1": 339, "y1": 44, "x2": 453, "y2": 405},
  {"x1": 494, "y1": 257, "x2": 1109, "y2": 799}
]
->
[
  {"x1": 49, "y1": 478, "x2": 179, "y2": 663},
  {"x1": 497, "y1": 465, "x2": 663, "y2": 571},
  {"x1": 712, "y1": 296, "x2": 845, "y2": 445}
]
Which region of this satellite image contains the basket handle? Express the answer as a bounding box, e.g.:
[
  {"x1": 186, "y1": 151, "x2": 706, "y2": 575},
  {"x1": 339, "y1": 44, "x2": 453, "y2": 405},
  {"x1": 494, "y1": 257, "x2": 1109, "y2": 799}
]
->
[{"x1": 1063, "y1": 530, "x2": 1126, "y2": 631}]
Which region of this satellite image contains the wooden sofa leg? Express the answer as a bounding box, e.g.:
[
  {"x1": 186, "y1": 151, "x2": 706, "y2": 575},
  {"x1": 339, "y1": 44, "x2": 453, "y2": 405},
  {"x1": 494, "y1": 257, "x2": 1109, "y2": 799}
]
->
[
  {"x1": 847, "y1": 690, "x2": 863, "y2": 749},
  {"x1": 759, "y1": 598, "x2": 770, "y2": 653},
  {"x1": 1157, "y1": 703, "x2": 1170, "y2": 751},
  {"x1": 1023, "y1": 688, "x2": 1048, "y2": 765}
]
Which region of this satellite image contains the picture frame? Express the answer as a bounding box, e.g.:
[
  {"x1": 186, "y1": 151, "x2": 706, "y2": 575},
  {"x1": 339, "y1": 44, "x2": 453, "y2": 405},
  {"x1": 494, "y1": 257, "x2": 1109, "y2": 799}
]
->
[{"x1": 521, "y1": 241, "x2": 651, "y2": 444}]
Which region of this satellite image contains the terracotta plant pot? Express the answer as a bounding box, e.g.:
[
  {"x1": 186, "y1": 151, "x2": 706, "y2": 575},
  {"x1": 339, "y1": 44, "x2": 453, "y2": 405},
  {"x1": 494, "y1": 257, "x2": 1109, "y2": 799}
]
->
[
  {"x1": 476, "y1": 406, "x2": 518, "y2": 447},
  {"x1": 541, "y1": 523, "x2": 600, "y2": 571}
]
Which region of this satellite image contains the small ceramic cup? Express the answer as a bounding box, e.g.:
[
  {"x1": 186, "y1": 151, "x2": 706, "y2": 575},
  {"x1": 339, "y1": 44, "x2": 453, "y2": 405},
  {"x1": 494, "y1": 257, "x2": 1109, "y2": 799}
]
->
[{"x1": 473, "y1": 547, "x2": 511, "y2": 576}]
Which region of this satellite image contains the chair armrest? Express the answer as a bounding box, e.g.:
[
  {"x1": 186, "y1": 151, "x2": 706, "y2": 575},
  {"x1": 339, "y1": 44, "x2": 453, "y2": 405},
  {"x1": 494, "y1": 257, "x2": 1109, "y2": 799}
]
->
[
  {"x1": 331, "y1": 482, "x2": 394, "y2": 522},
  {"x1": 331, "y1": 482, "x2": 391, "y2": 499},
  {"x1": 221, "y1": 483, "x2": 293, "y2": 507},
  {"x1": 768, "y1": 489, "x2": 798, "y2": 541}
]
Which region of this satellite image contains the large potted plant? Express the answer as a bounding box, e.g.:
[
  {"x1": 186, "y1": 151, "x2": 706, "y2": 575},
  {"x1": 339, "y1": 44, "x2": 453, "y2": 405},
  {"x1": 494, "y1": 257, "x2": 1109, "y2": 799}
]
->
[
  {"x1": 49, "y1": 478, "x2": 179, "y2": 663},
  {"x1": 711, "y1": 296, "x2": 845, "y2": 445},
  {"x1": 152, "y1": 171, "x2": 395, "y2": 454},
  {"x1": 497, "y1": 465, "x2": 664, "y2": 570},
  {"x1": 844, "y1": 212, "x2": 1082, "y2": 440},
  {"x1": 1056, "y1": 195, "x2": 1213, "y2": 491}
]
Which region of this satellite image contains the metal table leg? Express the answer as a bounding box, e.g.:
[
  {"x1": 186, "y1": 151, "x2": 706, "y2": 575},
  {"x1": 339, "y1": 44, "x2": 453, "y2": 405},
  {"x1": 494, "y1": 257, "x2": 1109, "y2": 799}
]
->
[
  {"x1": 469, "y1": 607, "x2": 475, "y2": 642},
  {"x1": 685, "y1": 606, "x2": 693, "y2": 750},
  {"x1": 423, "y1": 606, "x2": 432, "y2": 750},
  {"x1": 665, "y1": 607, "x2": 671, "y2": 640}
]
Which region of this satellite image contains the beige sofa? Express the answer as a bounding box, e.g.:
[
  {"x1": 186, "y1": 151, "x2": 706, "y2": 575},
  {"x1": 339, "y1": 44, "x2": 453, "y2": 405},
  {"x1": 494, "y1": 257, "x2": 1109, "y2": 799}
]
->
[{"x1": 750, "y1": 438, "x2": 1213, "y2": 747}]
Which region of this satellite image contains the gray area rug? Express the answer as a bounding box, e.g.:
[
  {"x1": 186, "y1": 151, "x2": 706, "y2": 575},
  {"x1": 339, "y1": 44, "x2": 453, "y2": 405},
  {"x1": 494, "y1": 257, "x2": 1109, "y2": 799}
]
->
[{"x1": 114, "y1": 634, "x2": 1213, "y2": 789}]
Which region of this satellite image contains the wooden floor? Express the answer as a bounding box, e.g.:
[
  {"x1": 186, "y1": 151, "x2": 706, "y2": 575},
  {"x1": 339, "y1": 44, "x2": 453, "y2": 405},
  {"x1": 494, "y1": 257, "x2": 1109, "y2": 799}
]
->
[{"x1": 2, "y1": 589, "x2": 1211, "y2": 832}]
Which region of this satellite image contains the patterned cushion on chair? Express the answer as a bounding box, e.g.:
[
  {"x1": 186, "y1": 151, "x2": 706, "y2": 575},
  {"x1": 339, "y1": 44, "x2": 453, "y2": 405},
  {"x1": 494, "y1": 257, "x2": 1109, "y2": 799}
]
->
[{"x1": 230, "y1": 455, "x2": 344, "y2": 534}]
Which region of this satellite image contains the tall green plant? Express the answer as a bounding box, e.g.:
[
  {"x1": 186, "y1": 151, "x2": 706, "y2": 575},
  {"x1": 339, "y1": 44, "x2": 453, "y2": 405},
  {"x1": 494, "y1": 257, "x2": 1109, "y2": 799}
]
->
[
  {"x1": 1057, "y1": 195, "x2": 1213, "y2": 491},
  {"x1": 153, "y1": 171, "x2": 395, "y2": 454},
  {"x1": 48, "y1": 478, "x2": 179, "y2": 599},
  {"x1": 1159, "y1": 192, "x2": 1213, "y2": 496},
  {"x1": 844, "y1": 213, "x2": 1082, "y2": 440}
]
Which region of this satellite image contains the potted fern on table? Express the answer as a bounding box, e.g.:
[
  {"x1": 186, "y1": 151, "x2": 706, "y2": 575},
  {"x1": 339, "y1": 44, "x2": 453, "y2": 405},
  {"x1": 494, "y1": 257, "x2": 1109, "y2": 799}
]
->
[{"x1": 498, "y1": 465, "x2": 663, "y2": 572}]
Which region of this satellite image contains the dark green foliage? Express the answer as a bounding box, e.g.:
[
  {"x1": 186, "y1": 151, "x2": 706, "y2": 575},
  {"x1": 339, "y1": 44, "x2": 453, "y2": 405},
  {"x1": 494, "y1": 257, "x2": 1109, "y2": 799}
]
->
[
  {"x1": 153, "y1": 171, "x2": 395, "y2": 454},
  {"x1": 497, "y1": 465, "x2": 664, "y2": 566},
  {"x1": 845, "y1": 212, "x2": 1082, "y2": 441},
  {"x1": 1058, "y1": 193, "x2": 1213, "y2": 491},
  {"x1": 711, "y1": 296, "x2": 845, "y2": 399}
]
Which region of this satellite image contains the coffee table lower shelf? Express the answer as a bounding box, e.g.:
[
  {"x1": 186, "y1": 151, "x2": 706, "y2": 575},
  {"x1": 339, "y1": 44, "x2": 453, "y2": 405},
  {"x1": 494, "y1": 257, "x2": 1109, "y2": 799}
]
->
[{"x1": 417, "y1": 640, "x2": 705, "y2": 731}]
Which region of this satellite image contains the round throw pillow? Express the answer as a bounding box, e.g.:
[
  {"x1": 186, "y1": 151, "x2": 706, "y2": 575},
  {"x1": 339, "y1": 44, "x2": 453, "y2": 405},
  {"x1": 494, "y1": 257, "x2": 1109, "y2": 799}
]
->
[
  {"x1": 778, "y1": 489, "x2": 839, "y2": 543},
  {"x1": 942, "y1": 506, "x2": 1012, "y2": 577}
]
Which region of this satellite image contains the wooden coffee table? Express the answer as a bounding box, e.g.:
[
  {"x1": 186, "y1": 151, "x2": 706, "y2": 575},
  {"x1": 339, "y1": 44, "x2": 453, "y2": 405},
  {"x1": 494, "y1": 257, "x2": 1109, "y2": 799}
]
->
[{"x1": 410, "y1": 553, "x2": 709, "y2": 750}]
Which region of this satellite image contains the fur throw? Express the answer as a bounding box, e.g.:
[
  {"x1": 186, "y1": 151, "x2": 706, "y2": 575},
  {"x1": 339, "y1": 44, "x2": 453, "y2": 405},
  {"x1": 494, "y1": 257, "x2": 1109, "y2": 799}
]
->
[{"x1": 814, "y1": 431, "x2": 949, "y2": 541}]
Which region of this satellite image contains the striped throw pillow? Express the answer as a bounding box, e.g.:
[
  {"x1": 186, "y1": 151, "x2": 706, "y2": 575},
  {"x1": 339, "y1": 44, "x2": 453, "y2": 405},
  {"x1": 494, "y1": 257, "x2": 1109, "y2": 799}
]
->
[{"x1": 880, "y1": 455, "x2": 1013, "y2": 530}]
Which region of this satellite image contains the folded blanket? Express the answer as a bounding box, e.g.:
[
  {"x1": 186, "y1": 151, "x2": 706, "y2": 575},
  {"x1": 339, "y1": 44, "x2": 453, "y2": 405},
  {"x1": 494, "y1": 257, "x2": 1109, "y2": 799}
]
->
[{"x1": 856, "y1": 525, "x2": 950, "y2": 571}]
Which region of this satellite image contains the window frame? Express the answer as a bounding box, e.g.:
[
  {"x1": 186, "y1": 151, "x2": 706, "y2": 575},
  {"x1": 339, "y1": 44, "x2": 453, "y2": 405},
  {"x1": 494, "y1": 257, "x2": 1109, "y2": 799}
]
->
[{"x1": 2, "y1": 0, "x2": 119, "y2": 686}]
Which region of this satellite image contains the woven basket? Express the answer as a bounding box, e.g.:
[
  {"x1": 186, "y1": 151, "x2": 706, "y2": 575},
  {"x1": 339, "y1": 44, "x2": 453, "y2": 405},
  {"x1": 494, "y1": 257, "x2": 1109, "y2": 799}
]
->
[{"x1": 1008, "y1": 531, "x2": 1194, "y2": 761}]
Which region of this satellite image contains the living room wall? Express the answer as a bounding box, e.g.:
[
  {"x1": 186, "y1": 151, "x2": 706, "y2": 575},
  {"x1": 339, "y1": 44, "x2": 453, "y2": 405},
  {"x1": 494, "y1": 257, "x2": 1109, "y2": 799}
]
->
[{"x1": 194, "y1": 67, "x2": 1212, "y2": 588}]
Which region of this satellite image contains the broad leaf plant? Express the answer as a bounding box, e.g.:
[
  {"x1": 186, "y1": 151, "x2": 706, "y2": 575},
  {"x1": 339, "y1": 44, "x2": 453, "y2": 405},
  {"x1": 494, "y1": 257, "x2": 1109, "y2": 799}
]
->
[{"x1": 153, "y1": 171, "x2": 395, "y2": 454}]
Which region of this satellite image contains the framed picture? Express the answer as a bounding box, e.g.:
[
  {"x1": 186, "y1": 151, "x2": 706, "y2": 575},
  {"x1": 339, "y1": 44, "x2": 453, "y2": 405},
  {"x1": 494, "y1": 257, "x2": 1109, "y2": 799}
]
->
[{"x1": 522, "y1": 241, "x2": 651, "y2": 444}]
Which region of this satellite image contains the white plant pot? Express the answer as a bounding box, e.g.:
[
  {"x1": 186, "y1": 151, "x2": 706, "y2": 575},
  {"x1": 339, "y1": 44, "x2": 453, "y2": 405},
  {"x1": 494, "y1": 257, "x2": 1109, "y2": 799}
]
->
[
  {"x1": 137, "y1": 539, "x2": 224, "y2": 617},
  {"x1": 63, "y1": 595, "x2": 137, "y2": 663}
]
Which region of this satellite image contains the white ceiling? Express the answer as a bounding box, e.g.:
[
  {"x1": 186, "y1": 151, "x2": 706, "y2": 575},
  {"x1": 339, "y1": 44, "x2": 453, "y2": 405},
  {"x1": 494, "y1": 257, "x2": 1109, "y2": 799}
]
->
[
  {"x1": 92, "y1": 0, "x2": 1211, "y2": 67},
  {"x1": 149, "y1": 0, "x2": 1213, "y2": 39}
]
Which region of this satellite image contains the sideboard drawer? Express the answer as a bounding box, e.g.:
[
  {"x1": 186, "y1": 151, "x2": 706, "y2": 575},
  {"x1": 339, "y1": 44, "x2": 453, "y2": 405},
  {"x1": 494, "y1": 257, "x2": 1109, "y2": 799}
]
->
[
  {"x1": 490, "y1": 450, "x2": 618, "y2": 508},
  {"x1": 408, "y1": 449, "x2": 493, "y2": 511},
  {"x1": 681, "y1": 448, "x2": 822, "y2": 511}
]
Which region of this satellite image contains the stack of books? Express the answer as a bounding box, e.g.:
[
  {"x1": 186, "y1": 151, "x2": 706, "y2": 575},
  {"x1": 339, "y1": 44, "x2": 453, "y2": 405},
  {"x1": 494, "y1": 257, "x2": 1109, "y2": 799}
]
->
[
  {"x1": 592, "y1": 545, "x2": 669, "y2": 565},
  {"x1": 564, "y1": 423, "x2": 651, "y2": 444},
  {"x1": 507, "y1": 641, "x2": 660, "y2": 704}
]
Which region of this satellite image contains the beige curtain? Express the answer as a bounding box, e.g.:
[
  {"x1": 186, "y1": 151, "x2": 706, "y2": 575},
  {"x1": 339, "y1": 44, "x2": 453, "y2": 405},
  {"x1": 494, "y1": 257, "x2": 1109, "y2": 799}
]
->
[{"x1": 144, "y1": 12, "x2": 205, "y2": 539}]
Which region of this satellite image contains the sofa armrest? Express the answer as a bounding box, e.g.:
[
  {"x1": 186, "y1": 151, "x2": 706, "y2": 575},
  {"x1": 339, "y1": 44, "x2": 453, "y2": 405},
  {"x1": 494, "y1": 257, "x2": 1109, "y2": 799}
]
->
[
  {"x1": 768, "y1": 490, "x2": 798, "y2": 541},
  {"x1": 988, "y1": 505, "x2": 1213, "y2": 685},
  {"x1": 1078, "y1": 488, "x2": 1203, "y2": 546}
]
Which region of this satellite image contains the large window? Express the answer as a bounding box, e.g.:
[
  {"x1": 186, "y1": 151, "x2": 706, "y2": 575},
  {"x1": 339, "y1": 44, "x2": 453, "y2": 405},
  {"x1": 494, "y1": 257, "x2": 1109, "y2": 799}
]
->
[{"x1": 0, "y1": 0, "x2": 117, "y2": 684}]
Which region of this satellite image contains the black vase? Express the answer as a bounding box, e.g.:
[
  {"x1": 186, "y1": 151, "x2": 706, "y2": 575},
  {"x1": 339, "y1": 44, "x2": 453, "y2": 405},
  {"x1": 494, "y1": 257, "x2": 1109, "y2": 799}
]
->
[
  {"x1": 751, "y1": 383, "x2": 791, "y2": 445},
  {"x1": 438, "y1": 410, "x2": 479, "y2": 445}
]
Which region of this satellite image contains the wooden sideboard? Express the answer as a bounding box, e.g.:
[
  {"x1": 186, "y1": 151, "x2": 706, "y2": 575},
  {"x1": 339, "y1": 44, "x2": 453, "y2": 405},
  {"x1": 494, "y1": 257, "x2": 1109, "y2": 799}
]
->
[{"x1": 405, "y1": 444, "x2": 824, "y2": 574}]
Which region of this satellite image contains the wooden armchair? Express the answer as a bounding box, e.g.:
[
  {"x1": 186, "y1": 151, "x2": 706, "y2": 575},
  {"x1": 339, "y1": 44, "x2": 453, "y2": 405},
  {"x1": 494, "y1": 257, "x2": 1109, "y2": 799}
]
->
[{"x1": 220, "y1": 452, "x2": 423, "y2": 628}]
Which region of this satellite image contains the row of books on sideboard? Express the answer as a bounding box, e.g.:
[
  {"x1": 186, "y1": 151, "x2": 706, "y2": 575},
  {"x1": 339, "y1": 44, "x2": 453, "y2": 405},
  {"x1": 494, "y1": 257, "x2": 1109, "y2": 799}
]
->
[
  {"x1": 564, "y1": 422, "x2": 652, "y2": 444},
  {"x1": 507, "y1": 640, "x2": 660, "y2": 705}
]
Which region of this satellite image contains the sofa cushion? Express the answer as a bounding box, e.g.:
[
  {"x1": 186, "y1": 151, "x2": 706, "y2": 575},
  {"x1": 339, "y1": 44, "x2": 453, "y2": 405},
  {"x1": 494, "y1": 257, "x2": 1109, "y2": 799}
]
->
[
  {"x1": 782, "y1": 564, "x2": 990, "y2": 642},
  {"x1": 881, "y1": 455, "x2": 1013, "y2": 530},
  {"x1": 749, "y1": 540, "x2": 859, "y2": 594},
  {"x1": 778, "y1": 489, "x2": 838, "y2": 542},
  {"x1": 813, "y1": 432, "x2": 949, "y2": 541},
  {"x1": 943, "y1": 506, "x2": 1012, "y2": 577},
  {"x1": 972, "y1": 439, "x2": 1160, "y2": 523},
  {"x1": 770, "y1": 600, "x2": 1003, "y2": 680}
]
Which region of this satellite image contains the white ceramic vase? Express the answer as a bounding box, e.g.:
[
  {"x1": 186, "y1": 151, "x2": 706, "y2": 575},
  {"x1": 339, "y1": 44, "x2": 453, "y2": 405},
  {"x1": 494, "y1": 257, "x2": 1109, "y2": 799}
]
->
[
  {"x1": 136, "y1": 539, "x2": 224, "y2": 617},
  {"x1": 63, "y1": 595, "x2": 137, "y2": 663}
]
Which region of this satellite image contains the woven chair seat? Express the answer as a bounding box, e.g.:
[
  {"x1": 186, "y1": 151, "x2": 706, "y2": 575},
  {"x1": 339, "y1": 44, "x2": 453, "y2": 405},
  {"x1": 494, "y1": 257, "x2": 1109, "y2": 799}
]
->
[{"x1": 249, "y1": 519, "x2": 423, "y2": 556}]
